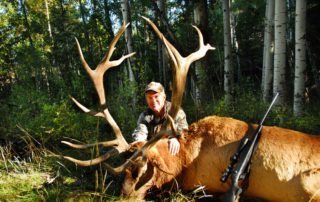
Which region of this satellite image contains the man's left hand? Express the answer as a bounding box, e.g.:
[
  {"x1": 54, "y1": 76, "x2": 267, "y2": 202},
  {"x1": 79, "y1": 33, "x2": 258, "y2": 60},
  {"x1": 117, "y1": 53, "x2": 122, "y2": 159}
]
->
[{"x1": 168, "y1": 137, "x2": 180, "y2": 156}]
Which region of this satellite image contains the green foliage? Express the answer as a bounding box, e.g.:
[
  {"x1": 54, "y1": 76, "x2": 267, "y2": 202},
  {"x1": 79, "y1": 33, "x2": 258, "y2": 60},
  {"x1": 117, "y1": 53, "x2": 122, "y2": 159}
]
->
[
  {"x1": 109, "y1": 78, "x2": 143, "y2": 141},
  {"x1": 193, "y1": 89, "x2": 320, "y2": 135},
  {"x1": 1, "y1": 84, "x2": 97, "y2": 145},
  {"x1": 274, "y1": 108, "x2": 320, "y2": 135},
  {"x1": 37, "y1": 101, "x2": 98, "y2": 144},
  {"x1": 183, "y1": 75, "x2": 319, "y2": 135}
]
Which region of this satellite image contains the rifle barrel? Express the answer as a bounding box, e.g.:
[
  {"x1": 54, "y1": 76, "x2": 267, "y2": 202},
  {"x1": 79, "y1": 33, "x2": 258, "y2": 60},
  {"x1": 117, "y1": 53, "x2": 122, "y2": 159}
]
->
[{"x1": 259, "y1": 92, "x2": 279, "y2": 125}]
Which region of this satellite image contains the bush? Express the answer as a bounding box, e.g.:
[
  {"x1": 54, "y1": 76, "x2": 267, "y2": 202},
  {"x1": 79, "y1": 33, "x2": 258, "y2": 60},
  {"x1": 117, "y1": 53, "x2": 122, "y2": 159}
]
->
[{"x1": 1, "y1": 84, "x2": 98, "y2": 146}]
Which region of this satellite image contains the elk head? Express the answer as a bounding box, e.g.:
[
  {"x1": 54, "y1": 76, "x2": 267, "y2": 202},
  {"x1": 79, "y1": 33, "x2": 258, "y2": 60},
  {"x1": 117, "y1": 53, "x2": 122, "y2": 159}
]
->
[{"x1": 61, "y1": 17, "x2": 214, "y2": 200}]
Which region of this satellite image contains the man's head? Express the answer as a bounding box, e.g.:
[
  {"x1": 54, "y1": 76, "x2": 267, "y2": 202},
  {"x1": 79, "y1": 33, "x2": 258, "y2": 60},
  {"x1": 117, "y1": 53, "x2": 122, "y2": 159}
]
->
[{"x1": 145, "y1": 82, "x2": 166, "y2": 115}]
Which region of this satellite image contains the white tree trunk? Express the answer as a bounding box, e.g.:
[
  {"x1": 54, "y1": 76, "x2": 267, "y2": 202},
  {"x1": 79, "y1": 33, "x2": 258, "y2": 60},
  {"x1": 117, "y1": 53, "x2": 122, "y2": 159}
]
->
[
  {"x1": 273, "y1": 0, "x2": 287, "y2": 105},
  {"x1": 230, "y1": 1, "x2": 240, "y2": 81},
  {"x1": 121, "y1": 0, "x2": 135, "y2": 83},
  {"x1": 44, "y1": 0, "x2": 53, "y2": 41},
  {"x1": 121, "y1": 0, "x2": 136, "y2": 109},
  {"x1": 262, "y1": 0, "x2": 275, "y2": 102},
  {"x1": 193, "y1": 0, "x2": 207, "y2": 106},
  {"x1": 222, "y1": 0, "x2": 233, "y2": 104},
  {"x1": 293, "y1": 0, "x2": 306, "y2": 116}
]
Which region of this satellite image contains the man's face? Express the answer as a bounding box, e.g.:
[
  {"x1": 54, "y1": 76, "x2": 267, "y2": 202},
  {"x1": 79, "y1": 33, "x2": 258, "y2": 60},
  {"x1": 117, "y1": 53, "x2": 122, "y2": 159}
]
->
[{"x1": 145, "y1": 91, "x2": 166, "y2": 114}]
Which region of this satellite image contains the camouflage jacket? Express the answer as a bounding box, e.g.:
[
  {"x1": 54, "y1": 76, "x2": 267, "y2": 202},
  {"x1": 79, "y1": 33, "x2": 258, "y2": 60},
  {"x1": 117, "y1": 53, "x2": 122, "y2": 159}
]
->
[{"x1": 132, "y1": 101, "x2": 188, "y2": 141}]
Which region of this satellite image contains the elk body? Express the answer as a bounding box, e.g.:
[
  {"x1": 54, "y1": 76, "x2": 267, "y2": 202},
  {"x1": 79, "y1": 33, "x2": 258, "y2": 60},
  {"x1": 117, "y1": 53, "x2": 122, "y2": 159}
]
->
[
  {"x1": 62, "y1": 17, "x2": 320, "y2": 202},
  {"x1": 122, "y1": 116, "x2": 320, "y2": 201}
]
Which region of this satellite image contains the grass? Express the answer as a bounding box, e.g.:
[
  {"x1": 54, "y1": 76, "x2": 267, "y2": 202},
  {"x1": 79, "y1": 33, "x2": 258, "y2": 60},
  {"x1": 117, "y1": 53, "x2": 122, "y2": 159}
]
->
[
  {"x1": 0, "y1": 140, "x2": 71, "y2": 202},
  {"x1": 0, "y1": 154, "x2": 49, "y2": 201},
  {"x1": 0, "y1": 140, "x2": 164, "y2": 202},
  {"x1": 0, "y1": 167, "x2": 46, "y2": 201},
  {"x1": 0, "y1": 145, "x2": 210, "y2": 202}
]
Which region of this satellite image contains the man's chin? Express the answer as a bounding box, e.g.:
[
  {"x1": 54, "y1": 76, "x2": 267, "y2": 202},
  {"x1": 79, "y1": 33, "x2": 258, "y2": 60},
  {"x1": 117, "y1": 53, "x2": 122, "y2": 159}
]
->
[{"x1": 152, "y1": 108, "x2": 161, "y2": 114}]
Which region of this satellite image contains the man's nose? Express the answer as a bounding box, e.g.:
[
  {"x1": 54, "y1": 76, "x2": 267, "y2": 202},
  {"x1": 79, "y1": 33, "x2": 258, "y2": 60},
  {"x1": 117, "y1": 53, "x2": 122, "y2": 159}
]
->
[{"x1": 151, "y1": 97, "x2": 157, "y2": 102}]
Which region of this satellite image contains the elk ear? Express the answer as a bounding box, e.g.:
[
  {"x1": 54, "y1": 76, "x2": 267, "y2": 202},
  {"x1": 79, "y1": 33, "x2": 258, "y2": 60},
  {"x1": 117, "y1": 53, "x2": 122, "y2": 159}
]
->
[{"x1": 149, "y1": 152, "x2": 172, "y2": 175}]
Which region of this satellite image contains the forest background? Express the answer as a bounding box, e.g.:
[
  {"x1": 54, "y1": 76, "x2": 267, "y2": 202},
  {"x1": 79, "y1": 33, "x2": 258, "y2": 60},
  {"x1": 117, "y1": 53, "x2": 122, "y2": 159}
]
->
[{"x1": 0, "y1": 0, "x2": 319, "y2": 201}]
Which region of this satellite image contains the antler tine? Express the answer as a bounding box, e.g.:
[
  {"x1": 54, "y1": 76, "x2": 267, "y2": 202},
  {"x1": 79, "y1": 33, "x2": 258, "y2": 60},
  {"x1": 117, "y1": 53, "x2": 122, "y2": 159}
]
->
[
  {"x1": 63, "y1": 148, "x2": 119, "y2": 166},
  {"x1": 61, "y1": 139, "x2": 118, "y2": 149},
  {"x1": 186, "y1": 25, "x2": 216, "y2": 65},
  {"x1": 105, "y1": 129, "x2": 173, "y2": 175},
  {"x1": 97, "y1": 22, "x2": 136, "y2": 74},
  {"x1": 142, "y1": 16, "x2": 179, "y2": 68},
  {"x1": 104, "y1": 22, "x2": 128, "y2": 63},
  {"x1": 167, "y1": 115, "x2": 178, "y2": 137},
  {"x1": 75, "y1": 37, "x2": 93, "y2": 76},
  {"x1": 69, "y1": 96, "x2": 104, "y2": 117}
]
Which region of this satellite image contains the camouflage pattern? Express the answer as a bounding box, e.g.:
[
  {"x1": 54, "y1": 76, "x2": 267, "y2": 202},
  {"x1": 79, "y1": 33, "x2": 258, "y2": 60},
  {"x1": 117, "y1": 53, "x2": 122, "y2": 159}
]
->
[{"x1": 132, "y1": 101, "x2": 188, "y2": 141}]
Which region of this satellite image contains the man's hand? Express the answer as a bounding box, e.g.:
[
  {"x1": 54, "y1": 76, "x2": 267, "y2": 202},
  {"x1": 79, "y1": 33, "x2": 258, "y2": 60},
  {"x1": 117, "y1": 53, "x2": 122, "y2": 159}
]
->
[{"x1": 168, "y1": 137, "x2": 180, "y2": 156}]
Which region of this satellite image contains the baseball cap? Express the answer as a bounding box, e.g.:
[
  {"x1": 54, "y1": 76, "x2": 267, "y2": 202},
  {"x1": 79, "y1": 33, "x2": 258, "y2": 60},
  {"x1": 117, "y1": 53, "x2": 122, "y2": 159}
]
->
[{"x1": 145, "y1": 82, "x2": 165, "y2": 93}]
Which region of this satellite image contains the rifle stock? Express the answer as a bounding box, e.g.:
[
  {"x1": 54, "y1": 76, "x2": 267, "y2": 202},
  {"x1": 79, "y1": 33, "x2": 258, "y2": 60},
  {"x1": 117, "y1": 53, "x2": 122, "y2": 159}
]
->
[{"x1": 220, "y1": 93, "x2": 279, "y2": 202}]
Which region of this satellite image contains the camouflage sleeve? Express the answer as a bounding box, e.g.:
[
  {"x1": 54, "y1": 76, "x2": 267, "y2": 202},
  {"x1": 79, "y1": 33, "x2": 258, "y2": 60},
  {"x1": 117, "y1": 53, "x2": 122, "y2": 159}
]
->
[
  {"x1": 174, "y1": 108, "x2": 188, "y2": 132},
  {"x1": 132, "y1": 113, "x2": 148, "y2": 141}
]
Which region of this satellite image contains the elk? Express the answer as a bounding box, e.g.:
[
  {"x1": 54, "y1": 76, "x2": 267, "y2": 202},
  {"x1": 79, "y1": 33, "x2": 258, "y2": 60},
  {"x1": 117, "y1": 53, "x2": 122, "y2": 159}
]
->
[{"x1": 62, "y1": 17, "x2": 320, "y2": 202}]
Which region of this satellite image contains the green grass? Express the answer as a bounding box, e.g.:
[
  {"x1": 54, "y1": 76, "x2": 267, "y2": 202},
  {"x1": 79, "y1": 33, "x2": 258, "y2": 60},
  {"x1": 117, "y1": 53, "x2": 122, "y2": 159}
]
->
[
  {"x1": 0, "y1": 161, "x2": 47, "y2": 201},
  {"x1": 0, "y1": 144, "x2": 148, "y2": 202},
  {"x1": 0, "y1": 154, "x2": 209, "y2": 202}
]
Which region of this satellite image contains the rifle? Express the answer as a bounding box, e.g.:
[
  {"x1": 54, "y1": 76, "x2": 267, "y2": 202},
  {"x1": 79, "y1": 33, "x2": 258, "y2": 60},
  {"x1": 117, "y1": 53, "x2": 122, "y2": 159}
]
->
[{"x1": 220, "y1": 93, "x2": 279, "y2": 202}]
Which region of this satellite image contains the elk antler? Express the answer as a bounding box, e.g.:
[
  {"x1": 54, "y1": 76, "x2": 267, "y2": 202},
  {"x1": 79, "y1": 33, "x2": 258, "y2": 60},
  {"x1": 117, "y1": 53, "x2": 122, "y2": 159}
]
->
[
  {"x1": 61, "y1": 22, "x2": 135, "y2": 166},
  {"x1": 103, "y1": 17, "x2": 215, "y2": 173},
  {"x1": 142, "y1": 16, "x2": 215, "y2": 121},
  {"x1": 105, "y1": 116, "x2": 176, "y2": 175}
]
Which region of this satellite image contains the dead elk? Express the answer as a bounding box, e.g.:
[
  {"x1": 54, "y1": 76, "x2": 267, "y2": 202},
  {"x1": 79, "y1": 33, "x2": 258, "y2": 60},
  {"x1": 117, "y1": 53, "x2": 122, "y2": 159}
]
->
[
  {"x1": 121, "y1": 116, "x2": 320, "y2": 202},
  {"x1": 61, "y1": 17, "x2": 320, "y2": 202}
]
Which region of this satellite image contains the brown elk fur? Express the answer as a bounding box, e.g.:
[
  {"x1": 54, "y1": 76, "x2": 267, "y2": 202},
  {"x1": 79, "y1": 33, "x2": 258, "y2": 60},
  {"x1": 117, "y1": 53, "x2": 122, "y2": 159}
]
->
[{"x1": 122, "y1": 116, "x2": 320, "y2": 201}]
